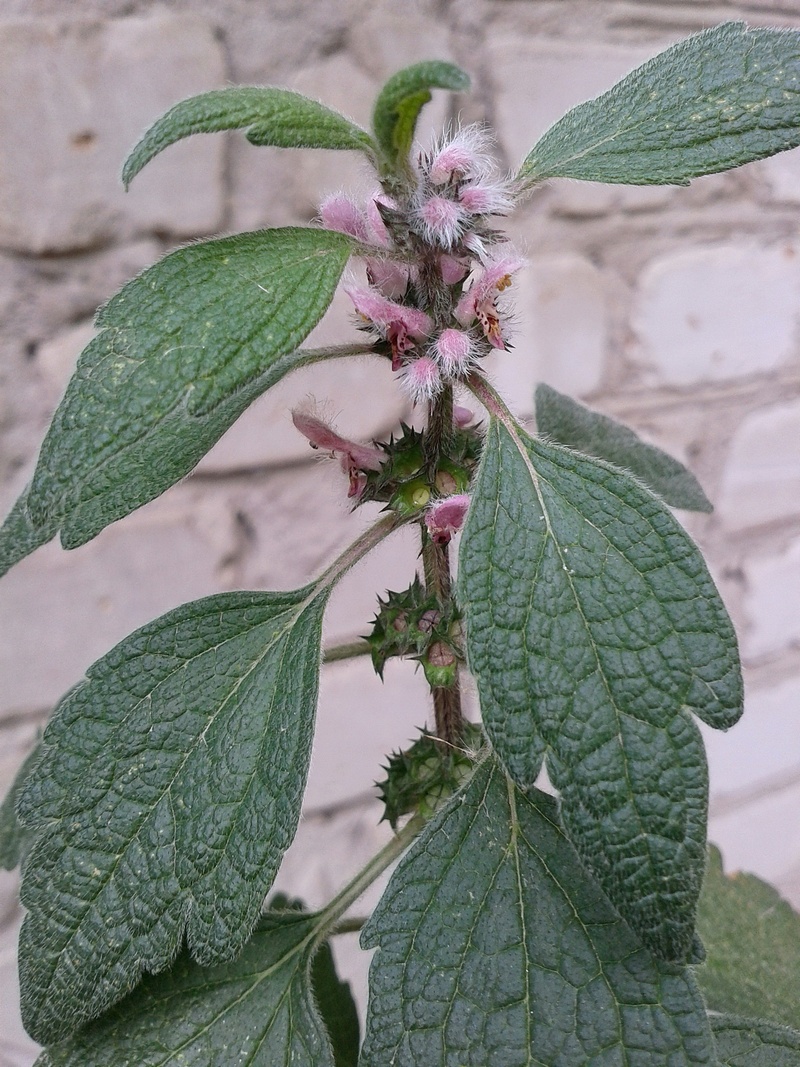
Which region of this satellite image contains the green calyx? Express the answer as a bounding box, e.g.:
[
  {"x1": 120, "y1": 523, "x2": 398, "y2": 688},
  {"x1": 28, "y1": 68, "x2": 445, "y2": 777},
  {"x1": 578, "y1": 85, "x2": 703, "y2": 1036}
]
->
[
  {"x1": 359, "y1": 423, "x2": 480, "y2": 517},
  {"x1": 376, "y1": 723, "x2": 484, "y2": 828},
  {"x1": 366, "y1": 576, "x2": 462, "y2": 680}
]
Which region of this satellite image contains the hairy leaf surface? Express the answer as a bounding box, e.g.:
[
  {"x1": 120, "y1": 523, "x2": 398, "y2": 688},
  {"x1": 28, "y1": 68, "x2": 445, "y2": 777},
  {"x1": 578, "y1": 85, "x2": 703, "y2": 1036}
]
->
[
  {"x1": 535, "y1": 383, "x2": 712, "y2": 512},
  {"x1": 361, "y1": 758, "x2": 716, "y2": 1066},
  {"x1": 17, "y1": 585, "x2": 330, "y2": 1043},
  {"x1": 458, "y1": 416, "x2": 742, "y2": 960},
  {"x1": 0, "y1": 228, "x2": 354, "y2": 575},
  {"x1": 711, "y1": 1016, "x2": 800, "y2": 1065},
  {"x1": 123, "y1": 87, "x2": 375, "y2": 187},
  {"x1": 0, "y1": 741, "x2": 40, "y2": 870},
  {"x1": 372, "y1": 61, "x2": 470, "y2": 166},
  {"x1": 520, "y1": 23, "x2": 800, "y2": 185},
  {"x1": 696, "y1": 846, "x2": 800, "y2": 1028},
  {"x1": 35, "y1": 910, "x2": 343, "y2": 1066}
]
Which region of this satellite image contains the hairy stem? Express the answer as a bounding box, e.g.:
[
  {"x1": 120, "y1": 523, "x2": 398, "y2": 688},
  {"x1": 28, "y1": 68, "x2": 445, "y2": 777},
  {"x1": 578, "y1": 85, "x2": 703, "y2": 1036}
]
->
[{"x1": 315, "y1": 814, "x2": 426, "y2": 940}]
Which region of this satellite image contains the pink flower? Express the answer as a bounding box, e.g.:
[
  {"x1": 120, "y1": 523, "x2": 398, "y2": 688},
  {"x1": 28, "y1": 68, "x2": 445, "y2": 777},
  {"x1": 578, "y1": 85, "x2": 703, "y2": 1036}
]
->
[
  {"x1": 402, "y1": 355, "x2": 442, "y2": 405},
  {"x1": 428, "y1": 127, "x2": 494, "y2": 185},
  {"x1": 319, "y1": 194, "x2": 369, "y2": 242},
  {"x1": 292, "y1": 410, "x2": 384, "y2": 498},
  {"x1": 455, "y1": 252, "x2": 525, "y2": 350},
  {"x1": 345, "y1": 283, "x2": 433, "y2": 369},
  {"x1": 425, "y1": 494, "x2": 471, "y2": 545},
  {"x1": 453, "y1": 404, "x2": 474, "y2": 427},
  {"x1": 365, "y1": 258, "x2": 411, "y2": 301},
  {"x1": 416, "y1": 196, "x2": 466, "y2": 249},
  {"x1": 440, "y1": 255, "x2": 469, "y2": 285},
  {"x1": 434, "y1": 329, "x2": 477, "y2": 377},
  {"x1": 458, "y1": 180, "x2": 514, "y2": 216}
]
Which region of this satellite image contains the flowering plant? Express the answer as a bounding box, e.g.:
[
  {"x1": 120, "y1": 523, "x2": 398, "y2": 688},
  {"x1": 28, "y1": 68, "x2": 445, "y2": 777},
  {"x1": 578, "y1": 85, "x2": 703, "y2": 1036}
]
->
[{"x1": 1, "y1": 23, "x2": 800, "y2": 1065}]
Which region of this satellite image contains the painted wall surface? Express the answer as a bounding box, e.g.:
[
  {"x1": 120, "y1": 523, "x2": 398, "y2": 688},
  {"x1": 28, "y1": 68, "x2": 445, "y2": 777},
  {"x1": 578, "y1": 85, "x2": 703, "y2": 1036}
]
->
[{"x1": 1, "y1": 2, "x2": 799, "y2": 1061}]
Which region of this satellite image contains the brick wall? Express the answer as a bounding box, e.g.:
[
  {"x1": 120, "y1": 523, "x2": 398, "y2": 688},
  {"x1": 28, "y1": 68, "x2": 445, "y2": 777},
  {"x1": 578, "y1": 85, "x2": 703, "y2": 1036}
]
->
[{"x1": 1, "y1": 1, "x2": 800, "y2": 1061}]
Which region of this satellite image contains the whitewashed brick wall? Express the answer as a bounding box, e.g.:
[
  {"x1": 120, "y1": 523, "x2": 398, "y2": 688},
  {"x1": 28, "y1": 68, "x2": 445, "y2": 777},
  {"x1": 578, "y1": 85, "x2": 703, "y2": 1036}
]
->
[{"x1": 1, "y1": 2, "x2": 800, "y2": 1061}]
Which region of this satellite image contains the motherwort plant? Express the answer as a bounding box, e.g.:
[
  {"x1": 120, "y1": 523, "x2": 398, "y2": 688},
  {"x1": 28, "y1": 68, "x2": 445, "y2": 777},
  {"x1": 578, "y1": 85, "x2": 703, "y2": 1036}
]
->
[{"x1": 1, "y1": 22, "x2": 800, "y2": 1065}]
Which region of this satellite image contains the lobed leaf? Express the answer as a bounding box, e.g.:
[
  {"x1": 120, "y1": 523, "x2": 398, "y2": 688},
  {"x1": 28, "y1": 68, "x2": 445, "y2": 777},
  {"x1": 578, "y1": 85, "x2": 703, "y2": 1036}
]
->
[
  {"x1": 35, "y1": 910, "x2": 345, "y2": 1066},
  {"x1": 17, "y1": 585, "x2": 330, "y2": 1044},
  {"x1": 535, "y1": 383, "x2": 713, "y2": 512},
  {"x1": 520, "y1": 22, "x2": 800, "y2": 185},
  {"x1": 122, "y1": 87, "x2": 376, "y2": 188},
  {"x1": 711, "y1": 1015, "x2": 800, "y2": 1066},
  {"x1": 0, "y1": 741, "x2": 41, "y2": 870},
  {"x1": 0, "y1": 228, "x2": 355, "y2": 576},
  {"x1": 372, "y1": 61, "x2": 470, "y2": 167},
  {"x1": 458, "y1": 412, "x2": 742, "y2": 961},
  {"x1": 696, "y1": 846, "x2": 800, "y2": 1029},
  {"x1": 361, "y1": 757, "x2": 716, "y2": 1066}
]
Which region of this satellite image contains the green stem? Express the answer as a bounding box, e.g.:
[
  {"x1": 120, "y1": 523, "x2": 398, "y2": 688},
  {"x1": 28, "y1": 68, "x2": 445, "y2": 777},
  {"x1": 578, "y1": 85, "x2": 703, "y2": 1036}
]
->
[
  {"x1": 314, "y1": 814, "x2": 426, "y2": 940},
  {"x1": 329, "y1": 915, "x2": 369, "y2": 936},
  {"x1": 322, "y1": 640, "x2": 372, "y2": 664}
]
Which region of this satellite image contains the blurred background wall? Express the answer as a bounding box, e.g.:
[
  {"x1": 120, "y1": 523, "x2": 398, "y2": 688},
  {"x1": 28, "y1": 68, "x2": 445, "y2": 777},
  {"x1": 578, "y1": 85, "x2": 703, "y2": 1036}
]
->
[{"x1": 1, "y1": 1, "x2": 800, "y2": 1061}]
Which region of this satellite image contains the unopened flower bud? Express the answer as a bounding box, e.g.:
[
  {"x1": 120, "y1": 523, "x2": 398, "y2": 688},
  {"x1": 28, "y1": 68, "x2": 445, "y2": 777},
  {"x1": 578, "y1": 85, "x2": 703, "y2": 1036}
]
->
[
  {"x1": 416, "y1": 196, "x2": 466, "y2": 249},
  {"x1": 434, "y1": 328, "x2": 476, "y2": 378},
  {"x1": 401, "y1": 355, "x2": 443, "y2": 405},
  {"x1": 319, "y1": 194, "x2": 369, "y2": 241}
]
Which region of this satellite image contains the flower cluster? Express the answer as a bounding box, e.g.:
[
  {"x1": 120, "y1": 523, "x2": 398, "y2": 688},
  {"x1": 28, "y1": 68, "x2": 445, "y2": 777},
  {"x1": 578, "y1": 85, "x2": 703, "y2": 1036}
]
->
[{"x1": 318, "y1": 125, "x2": 524, "y2": 407}]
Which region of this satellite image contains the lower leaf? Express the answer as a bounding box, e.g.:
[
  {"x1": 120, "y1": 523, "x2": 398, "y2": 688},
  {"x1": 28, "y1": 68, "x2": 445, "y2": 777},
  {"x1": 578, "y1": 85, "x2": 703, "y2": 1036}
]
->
[
  {"x1": 361, "y1": 757, "x2": 717, "y2": 1066},
  {"x1": 35, "y1": 909, "x2": 344, "y2": 1067},
  {"x1": 17, "y1": 587, "x2": 329, "y2": 1044}
]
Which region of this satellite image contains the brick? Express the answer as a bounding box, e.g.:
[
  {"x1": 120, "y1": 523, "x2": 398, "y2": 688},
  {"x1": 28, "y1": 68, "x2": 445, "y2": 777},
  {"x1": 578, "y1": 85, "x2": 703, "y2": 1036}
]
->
[
  {"x1": 485, "y1": 36, "x2": 660, "y2": 199},
  {"x1": 0, "y1": 488, "x2": 231, "y2": 716},
  {"x1": 759, "y1": 146, "x2": 800, "y2": 204},
  {"x1": 631, "y1": 243, "x2": 800, "y2": 385},
  {"x1": 304, "y1": 656, "x2": 431, "y2": 811},
  {"x1": 709, "y1": 779, "x2": 800, "y2": 910},
  {"x1": 0, "y1": 15, "x2": 226, "y2": 253},
  {"x1": 483, "y1": 252, "x2": 609, "y2": 413},
  {"x1": 700, "y1": 674, "x2": 800, "y2": 794},
  {"x1": 717, "y1": 398, "x2": 800, "y2": 532},
  {"x1": 741, "y1": 535, "x2": 800, "y2": 660}
]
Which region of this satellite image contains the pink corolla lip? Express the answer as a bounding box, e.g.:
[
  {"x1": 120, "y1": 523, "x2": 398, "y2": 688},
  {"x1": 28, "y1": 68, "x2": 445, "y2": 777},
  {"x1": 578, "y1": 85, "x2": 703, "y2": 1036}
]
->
[
  {"x1": 425, "y1": 493, "x2": 471, "y2": 544},
  {"x1": 291, "y1": 410, "x2": 384, "y2": 475},
  {"x1": 344, "y1": 284, "x2": 433, "y2": 339}
]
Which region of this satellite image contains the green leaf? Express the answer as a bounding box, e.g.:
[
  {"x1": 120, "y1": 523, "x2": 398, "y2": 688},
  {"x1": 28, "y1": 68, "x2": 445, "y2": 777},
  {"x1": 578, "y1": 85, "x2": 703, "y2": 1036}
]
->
[
  {"x1": 17, "y1": 583, "x2": 332, "y2": 1044},
  {"x1": 520, "y1": 22, "x2": 800, "y2": 185},
  {"x1": 35, "y1": 910, "x2": 343, "y2": 1067},
  {"x1": 695, "y1": 846, "x2": 800, "y2": 1029},
  {"x1": 458, "y1": 410, "x2": 742, "y2": 961},
  {"x1": 0, "y1": 741, "x2": 41, "y2": 870},
  {"x1": 535, "y1": 383, "x2": 713, "y2": 513},
  {"x1": 361, "y1": 757, "x2": 716, "y2": 1065},
  {"x1": 311, "y1": 940, "x2": 360, "y2": 1067},
  {"x1": 711, "y1": 1015, "x2": 800, "y2": 1066},
  {"x1": 372, "y1": 61, "x2": 470, "y2": 166},
  {"x1": 0, "y1": 228, "x2": 355, "y2": 576},
  {"x1": 123, "y1": 87, "x2": 376, "y2": 188}
]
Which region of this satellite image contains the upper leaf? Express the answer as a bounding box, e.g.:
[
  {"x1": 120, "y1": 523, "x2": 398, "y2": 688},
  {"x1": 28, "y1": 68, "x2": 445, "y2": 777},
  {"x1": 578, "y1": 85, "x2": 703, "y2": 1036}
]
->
[
  {"x1": 711, "y1": 1015, "x2": 800, "y2": 1066},
  {"x1": 123, "y1": 87, "x2": 376, "y2": 187},
  {"x1": 372, "y1": 61, "x2": 470, "y2": 167},
  {"x1": 458, "y1": 413, "x2": 742, "y2": 960},
  {"x1": 361, "y1": 757, "x2": 716, "y2": 1066},
  {"x1": 17, "y1": 584, "x2": 330, "y2": 1044},
  {"x1": 0, "y1": 741, "x2": 40, "y2": 870},
  {"x1": 35, "y1": 910, "x2": 343, "y2": 1067},
  {"x1": 696, "y1": 846, "x2": 800, "y2": 1029},
  {"x1": 0, "y1": 228, "x2": 355, "y2": 576},
  {"x1": 536, "y1": 383, "x2": 713, "y2": 512},
  {"x1": 520, "y1": 22, "x2": 800, "y2": 185}
]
